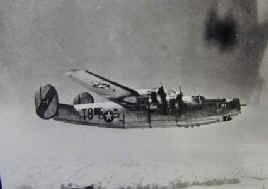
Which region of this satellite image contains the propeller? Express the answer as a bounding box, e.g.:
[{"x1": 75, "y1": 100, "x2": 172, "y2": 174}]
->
[{"x1": 176, "y1": 86, "x2": 184, "y2": 115}]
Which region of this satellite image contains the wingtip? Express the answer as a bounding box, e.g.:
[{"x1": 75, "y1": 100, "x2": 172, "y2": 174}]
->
[
  {"x1": 65, "y1": 69, "x2": 86, "y2": 77},
  {"x1": 65, "y1": 71, "x2": 73, "y2": 77}
]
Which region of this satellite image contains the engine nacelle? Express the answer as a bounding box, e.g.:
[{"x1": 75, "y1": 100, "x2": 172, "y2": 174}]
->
[
  {"x1": 73, "y1": 92, "x2": 94, "y2": 105},
  {"x1": 35, "y1": 84, "x2": 59, "y2": 120}
]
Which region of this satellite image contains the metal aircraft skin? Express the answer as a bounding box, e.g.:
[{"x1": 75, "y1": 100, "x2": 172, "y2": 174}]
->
[{"x1": 35, "y1": 70, "x2": 244, "y2": 128}]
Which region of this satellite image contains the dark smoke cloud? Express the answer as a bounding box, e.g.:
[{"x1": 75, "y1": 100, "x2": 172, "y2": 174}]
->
[
  {"x1": 205, "y1": 9, "x2": 238, "y2": 50},
  {"x1": 203, "y1": 0, "x2": 268, "y2": 104}
]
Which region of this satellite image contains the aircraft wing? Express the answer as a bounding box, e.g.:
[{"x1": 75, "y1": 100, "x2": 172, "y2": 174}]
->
[{"x1": 65, "y1": 70, "x2": 140, "y2": 101}]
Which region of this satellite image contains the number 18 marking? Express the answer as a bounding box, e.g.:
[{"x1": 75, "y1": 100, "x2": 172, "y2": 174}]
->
[{"x1": 81, "y1": 108, "x2": 94, "y2": 120}]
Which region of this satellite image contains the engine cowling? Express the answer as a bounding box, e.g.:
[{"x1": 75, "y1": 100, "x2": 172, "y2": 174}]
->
[
  {"x1": 73, "y1": 92, "x2": 94, "y2": 105},
  {"x1": 35, "y1": 84, "x2": 59, "y2": 120}
]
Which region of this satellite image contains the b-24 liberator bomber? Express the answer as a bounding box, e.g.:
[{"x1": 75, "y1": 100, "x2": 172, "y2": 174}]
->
[{"x1": 35, "y1": 70, "x2": 245, "y2": 128}]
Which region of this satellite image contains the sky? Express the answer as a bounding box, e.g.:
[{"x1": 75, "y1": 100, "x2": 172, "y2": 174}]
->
[
  {"x1": 0, "y1": 0, "x2": 267, "y2": 107},
  {"x1": 0, "y1": 0, "x2": 267, "y2": 188}
]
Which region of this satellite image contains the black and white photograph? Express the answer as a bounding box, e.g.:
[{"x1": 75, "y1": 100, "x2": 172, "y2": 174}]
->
[{"x1": 0, "y1": 0, "x2": 268, "y2": 188}]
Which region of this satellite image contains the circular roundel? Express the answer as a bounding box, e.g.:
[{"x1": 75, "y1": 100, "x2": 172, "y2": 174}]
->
[
  {"x1": 103, "y1": 110, "x2": 114, "y2": 123},
  {"x1": 35, "y1": 84, "x2": 59, "y2": 120},
  {"x1": 73, "y1": 92, "x2": 94, "y2": 105}
]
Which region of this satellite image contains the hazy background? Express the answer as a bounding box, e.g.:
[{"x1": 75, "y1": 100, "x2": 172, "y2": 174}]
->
[{"x1": 0, "y1": 0, "x2": 267, "y2": 188}]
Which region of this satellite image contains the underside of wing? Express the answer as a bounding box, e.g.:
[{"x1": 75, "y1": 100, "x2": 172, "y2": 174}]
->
[{"x1": 66, "y1": 69, "x2": 140, "y2": 101}]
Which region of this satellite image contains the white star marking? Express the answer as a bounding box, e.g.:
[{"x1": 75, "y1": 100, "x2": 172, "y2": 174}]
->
[{"x1": 105, "y1": 111, "x2": 113, "y2": 121}]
